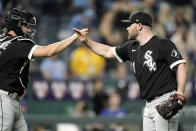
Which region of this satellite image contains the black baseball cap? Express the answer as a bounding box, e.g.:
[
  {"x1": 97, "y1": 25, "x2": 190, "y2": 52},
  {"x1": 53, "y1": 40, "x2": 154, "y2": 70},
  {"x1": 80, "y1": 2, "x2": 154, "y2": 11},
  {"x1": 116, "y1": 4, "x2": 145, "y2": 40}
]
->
[{"x1": 121, "y1": 11, "x2": 152, "y2": 27}]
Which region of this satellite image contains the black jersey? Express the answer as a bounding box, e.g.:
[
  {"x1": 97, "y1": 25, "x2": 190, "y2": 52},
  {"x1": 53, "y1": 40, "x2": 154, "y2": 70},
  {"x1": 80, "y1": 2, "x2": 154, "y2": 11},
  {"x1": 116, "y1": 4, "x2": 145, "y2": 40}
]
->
[
  {"x1": 0, "y1": 33, "x2": 37, "y2": 96},
  {"x1": 113, "y1": 35, "x2": 186, "y2": 99}
]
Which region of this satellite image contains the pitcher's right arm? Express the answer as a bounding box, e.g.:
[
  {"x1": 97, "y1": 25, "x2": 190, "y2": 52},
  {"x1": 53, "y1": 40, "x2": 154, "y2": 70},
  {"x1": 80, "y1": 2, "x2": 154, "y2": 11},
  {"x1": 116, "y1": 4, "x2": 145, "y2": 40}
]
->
[{"x1": 73, "y1": 28, "x2": 115, "y2": 59}]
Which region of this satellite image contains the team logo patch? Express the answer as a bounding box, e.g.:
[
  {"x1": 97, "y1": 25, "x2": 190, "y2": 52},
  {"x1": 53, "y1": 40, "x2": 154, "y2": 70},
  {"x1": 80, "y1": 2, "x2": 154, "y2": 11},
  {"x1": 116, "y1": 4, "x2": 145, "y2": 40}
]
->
[
  {"x1": 171, "y1": 49, "x2": 179, "y2": 58},
  {"x1": 143, "y1": 50, "x2": 157, "y2": 72}
]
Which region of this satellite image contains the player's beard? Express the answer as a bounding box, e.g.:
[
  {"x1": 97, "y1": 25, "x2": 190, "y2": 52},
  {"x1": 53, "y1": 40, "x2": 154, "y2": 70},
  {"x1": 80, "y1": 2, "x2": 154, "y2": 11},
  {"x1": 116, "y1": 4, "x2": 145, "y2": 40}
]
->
[
  {"x1": 128, "y1": 30, "x2": 138, "y2": 40},
  {"x1": 128, "y1": 33, "x2": 136, "y2": 40}
]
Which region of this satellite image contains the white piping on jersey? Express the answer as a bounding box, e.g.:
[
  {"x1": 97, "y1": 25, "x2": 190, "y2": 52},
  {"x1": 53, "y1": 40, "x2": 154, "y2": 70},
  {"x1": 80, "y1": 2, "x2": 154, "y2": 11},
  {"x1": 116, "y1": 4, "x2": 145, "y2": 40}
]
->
[
  {"x1": 28, "y1": 45, "x2": 38, "y2": 60},
  {"x1": 0, "y1": 37, "x2": 18, "y2": 50},
  {"x1": 0, "y1": 36, "x2": 8, "y2": 41},
  {"x1": 17, "y1": 37, "x2": 35, "y2": 45},
  {"x1": 132, "y1": 62, "x2": 136, "y2": 73},
  {"x1": 170, "y1": 59, "x2": 186, "y2": 69},
  {"x1": 19, "y1": 61, "x2": 28, "y2": 89},
  {"x1": 112, "y1": 47, "x2": 123, "y2": 63}
]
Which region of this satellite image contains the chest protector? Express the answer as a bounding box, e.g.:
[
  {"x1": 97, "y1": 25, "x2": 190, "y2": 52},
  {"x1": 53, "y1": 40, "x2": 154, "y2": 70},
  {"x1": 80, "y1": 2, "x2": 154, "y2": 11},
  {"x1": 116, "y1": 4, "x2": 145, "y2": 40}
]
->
[{"x1": 0, "y1": 33, "x2": 35, "y2": 79}]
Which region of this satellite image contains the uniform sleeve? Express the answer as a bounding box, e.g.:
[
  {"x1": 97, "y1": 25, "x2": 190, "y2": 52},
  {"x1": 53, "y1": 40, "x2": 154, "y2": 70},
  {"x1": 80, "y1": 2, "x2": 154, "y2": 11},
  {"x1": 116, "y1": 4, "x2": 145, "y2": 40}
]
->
[
  {"x1": 112, "y1": 42, "x2": 131, "y2": 63},
  {"x1": 13, "y1": 41, "x2": 38, "y2": 61},
  {"x1": 160, "y1": 40, "x2": 186, "y2": 70}
]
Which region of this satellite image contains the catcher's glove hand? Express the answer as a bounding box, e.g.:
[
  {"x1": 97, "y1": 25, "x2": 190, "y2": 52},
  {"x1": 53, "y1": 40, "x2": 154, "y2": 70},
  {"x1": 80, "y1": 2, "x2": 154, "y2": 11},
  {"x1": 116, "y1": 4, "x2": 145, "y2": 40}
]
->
[{"x1": 156, "y1": 93, "x2": 186, "y2": 120}]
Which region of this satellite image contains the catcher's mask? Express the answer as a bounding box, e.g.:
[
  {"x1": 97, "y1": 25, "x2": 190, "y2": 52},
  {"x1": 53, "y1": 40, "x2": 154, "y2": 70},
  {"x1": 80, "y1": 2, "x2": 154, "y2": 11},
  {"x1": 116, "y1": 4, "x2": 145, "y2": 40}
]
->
[{"x1": 5, "y1": 8, "x2": 36, "y2": 39}]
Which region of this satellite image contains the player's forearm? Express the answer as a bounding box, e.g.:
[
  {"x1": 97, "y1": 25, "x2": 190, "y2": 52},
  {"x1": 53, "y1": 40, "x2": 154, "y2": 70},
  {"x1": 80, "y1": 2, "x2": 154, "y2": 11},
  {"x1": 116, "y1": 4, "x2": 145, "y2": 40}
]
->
[
  {"x1": 83, "y1": 39, "x2": 114, "y2": 58},
  {"x1": 33, "y1": 34, "x2": 78, "y2": 58},
  {"x1": 46, "y1": 34, "x2": 78, "y2": 56},
  {"x1": 177, "y1": 63, "x2": 187, "y2": 95}
]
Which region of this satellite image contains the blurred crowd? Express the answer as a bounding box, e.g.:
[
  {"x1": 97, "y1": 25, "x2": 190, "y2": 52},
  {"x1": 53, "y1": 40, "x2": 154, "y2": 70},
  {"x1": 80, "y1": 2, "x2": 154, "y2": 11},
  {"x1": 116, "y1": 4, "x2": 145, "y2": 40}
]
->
[
  {"x1": 1, "y1": 0, "x2": 196, "y2": 80},
  {"x1": 1, "y1": 0, "x2": 196, "y2": 130}
]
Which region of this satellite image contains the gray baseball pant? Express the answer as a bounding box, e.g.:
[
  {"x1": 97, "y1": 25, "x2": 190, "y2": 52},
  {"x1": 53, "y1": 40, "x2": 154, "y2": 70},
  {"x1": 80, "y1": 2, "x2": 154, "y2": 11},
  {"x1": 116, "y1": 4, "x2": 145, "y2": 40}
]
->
[
  {"x1": 0, "y1": 90, "x2": 28, "y2": 131},
  {"x1": 143, "y1": 91, "x2": 181, "y2": 131}
]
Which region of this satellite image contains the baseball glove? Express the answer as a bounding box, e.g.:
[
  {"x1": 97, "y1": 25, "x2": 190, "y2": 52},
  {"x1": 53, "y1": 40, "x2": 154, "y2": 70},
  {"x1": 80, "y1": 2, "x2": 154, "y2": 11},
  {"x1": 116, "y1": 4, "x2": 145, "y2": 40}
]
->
[{"x1": 156, "y1": 93, "x2": 186, "y2": 120}]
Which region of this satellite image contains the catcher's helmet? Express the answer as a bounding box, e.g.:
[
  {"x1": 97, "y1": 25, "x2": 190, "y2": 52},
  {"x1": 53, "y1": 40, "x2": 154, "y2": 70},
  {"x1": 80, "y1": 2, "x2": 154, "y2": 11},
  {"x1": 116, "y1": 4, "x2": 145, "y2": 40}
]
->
[{"x1": 5, "y1": 8, "x2": 36, "y2": 39}]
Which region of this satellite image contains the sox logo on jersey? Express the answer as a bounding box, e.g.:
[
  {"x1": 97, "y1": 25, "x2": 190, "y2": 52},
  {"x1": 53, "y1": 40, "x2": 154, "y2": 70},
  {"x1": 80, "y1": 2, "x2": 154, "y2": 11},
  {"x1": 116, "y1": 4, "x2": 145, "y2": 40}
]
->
[{"x1": 143, "y1": 50, "x2": 157, "y2": 72}]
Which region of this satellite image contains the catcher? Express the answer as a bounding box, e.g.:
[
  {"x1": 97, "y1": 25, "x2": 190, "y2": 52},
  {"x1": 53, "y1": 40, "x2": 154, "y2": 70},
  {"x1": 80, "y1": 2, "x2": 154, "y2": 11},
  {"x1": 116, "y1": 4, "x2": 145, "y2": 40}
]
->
[
  {"x1": 0, "y1": 8, "x2": 87, "y2": 131},
  {"x1": 74, "y1": 11, "x2": 187, "y2": 131}
]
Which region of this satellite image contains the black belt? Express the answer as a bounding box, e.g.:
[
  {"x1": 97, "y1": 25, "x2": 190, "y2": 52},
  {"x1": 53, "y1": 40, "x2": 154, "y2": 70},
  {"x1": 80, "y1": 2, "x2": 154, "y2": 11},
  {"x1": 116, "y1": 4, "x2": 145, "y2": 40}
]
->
[
  {"x1": 146, "y1": 90, "x2": 176, "y2": 103},
  {"x1": 146, "y1": 97, "x2": 156, "y2": 103},
  {"x1": 146, "y1": 94, "x2": 164, "y2": 103}
]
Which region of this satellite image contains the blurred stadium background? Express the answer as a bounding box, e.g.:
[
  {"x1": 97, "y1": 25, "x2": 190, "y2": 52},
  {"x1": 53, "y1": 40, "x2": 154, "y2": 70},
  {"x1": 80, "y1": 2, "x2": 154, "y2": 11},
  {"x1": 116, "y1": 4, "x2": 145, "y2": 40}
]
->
[{"x1": 1, "y1": 0, "x2": 196, "y2": 131}]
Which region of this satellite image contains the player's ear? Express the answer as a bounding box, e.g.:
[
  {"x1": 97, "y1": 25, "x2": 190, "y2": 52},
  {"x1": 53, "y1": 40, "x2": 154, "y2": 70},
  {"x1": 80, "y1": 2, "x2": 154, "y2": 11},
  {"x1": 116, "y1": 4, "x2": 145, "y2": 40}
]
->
[{"x1": 137, "y1": 23, "x2": 143, "y2": 31}]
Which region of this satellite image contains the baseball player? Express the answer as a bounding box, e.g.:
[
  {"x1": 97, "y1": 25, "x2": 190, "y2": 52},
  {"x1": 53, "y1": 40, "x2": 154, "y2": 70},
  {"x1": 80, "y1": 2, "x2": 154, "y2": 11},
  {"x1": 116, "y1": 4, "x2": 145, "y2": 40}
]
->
[
  {"x1": 0, "y1": 8, "x2": 87, "y2": 131},
  {"x1": 74, "y1": 11, "x2": 186, "y2": 131}
]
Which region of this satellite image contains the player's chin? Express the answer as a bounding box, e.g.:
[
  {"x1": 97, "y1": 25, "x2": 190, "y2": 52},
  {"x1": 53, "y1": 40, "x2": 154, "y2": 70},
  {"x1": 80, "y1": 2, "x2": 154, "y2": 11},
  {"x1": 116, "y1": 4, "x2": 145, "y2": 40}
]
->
[{"x1": 128, "y1": 35, "x2": 136, "y2": 40}]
